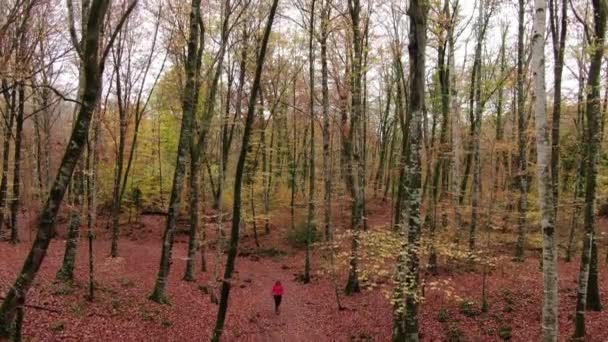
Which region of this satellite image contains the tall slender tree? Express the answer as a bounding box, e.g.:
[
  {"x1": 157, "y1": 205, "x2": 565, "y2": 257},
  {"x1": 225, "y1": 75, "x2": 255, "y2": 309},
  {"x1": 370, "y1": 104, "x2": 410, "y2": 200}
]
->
[
  {"x1": 515, "y1": 0, "x2": 528, "y2": 261},
  {"x1": 211, "y1": 0, "x2": 279, "y2": 339},
  {"x1": 530, "y1": 0, "x2": 558, "y2": 340},
  {"x1": 449, "y1": 0, "x2": 462, "y2": 245},
  {"x1": 9, "y1": 82, "x2": 24, "y2": 243},
  {"x1": 345, "y1": 0, "x2": 365, "y2": 296},
  {"x1": 548, "y1": 0, "x2": 567, "y2": 221},
  {"x1": 109, "y1": 4, "x2": 163, "y2": 257},
  {"x1": 392, "y1": 0, "x2": 427, "y2": 340},
  {"x1": 566, "y1": 40, "x2": 587, "y2": 263},
  {"x1": 469, "y1": 0, "x2": 484, "y2": 252},
  {"x1": 0, "y1": 0, "x2": 137, "y2": 335},
  {"x1": 149, "y1": 0, "x2": 202, "y2": 303},
  {"x1": 320, "y1": 0, "x2": 332, "y2": 241},
  {"x1": 0, "y1": 85, "x2": 15, "y2": 236},
  {"x1": 428, "y1": 0, "x2": 452, "y2": 271},
  {"x1": 574, "y1": 0, "x2": 607, "y2": 338},
  {"x1": 185, "y1": 0, "x2": 232, "y2": 282},
  {"x1": 304, "y1": 0, "x2": 316, "y2": 284},
  {"x1": 55, "y1": 162, "x2": 84, "y2": 283}
]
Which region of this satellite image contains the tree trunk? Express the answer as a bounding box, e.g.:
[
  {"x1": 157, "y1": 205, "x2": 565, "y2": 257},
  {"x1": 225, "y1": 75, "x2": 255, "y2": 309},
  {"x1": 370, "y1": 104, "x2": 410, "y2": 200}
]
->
[
  {"x1": 215, "y1": 33, "x2": 249, "y2": 209},
  {"x1": 566, "y1": 50, "x2": 587, "y2": 263},
  {"x1": 184, "y1": 137, "x2": 200, "y2": 281},
  {"x1": 450, "y1": 27, "x2": 462, "y2": 247},
  {"x1": 393, "y1": 76, "x2": 410, "y2": 230},
  {"x1": 56, "y1": 162, "x2": 84, "y2": 283},
  {"x1": 249, "y1": 178, "x2": 260, "y2": 247},
  {"x1": 321, "y1": 1, "x2": 332, "y2": 241},
  {"x1": 290, "y1": 84, "x2": 297, "y2": 232},
  {"x1": 43, "y1": 87, "x2": 52, "y2": 194},
  {"x1": 469, "y1": 0, "x2": 484, "y2": 252},
  {"x1": 9, "y1": 83, "x2": 24, "y2": 243},
  {"x1": 304, "y1": 0, "x2": 316, "y2": 285},
  {"x1": 586, "y1": 239, "x2": 602, "y2": 311},
  {"x1": 263, "y1": 115, "x2": 274, "y2": 235},
  {"x1": 149, "y1": 0, "x2": 201, "y2": 304},
  {"x1": 154, "y1": 111, "x2": 166, "y2": 208},
  {"x1": 211, "y1": 1, "x2": 278, "y2": 338},
  {"x1": 192, "y1": 0, "x2": 230, "y2": 208},
  {"x1": 531, "y1": 0, "x2": 558, "y2": 339},
  {"x1": 515, "y1": 0, "x2": 528, "y2": 262},
  {"x1": 360, "y1": 16, "x2": 370, "y2": 231},
  {"x1": 345, "y1": 0, "x2": 364, "y2": 296},
  {"x1": 458, "y1": 61, "x2": 476, "y2": 205},
  {"x1": 0, "y1": 0, "x2": 127, "y2": 333},
  {"x1": 184, "y1": 0, "x2": 230, "y2": 280},
  {"x1": 33, "y1": 107, "x2": 44, "y2": 204},
  {"x1": 392, "y1": 1, "x2": 427, "y2": 340},
  {"x1": 428, "y1": 0, "x2": 451, "y2": 271},
  {"x1": 374, "y1": 88, "x2": 392, "y2": 199},
  {"x1": 86, "y1": 112, "x2": 101, "y2": 300},
  {"x1": 110, "y1": 100, "x2": 126, "y2": 258},
  {"x1": 383, "y1": 119, "x2": 397, "y2": 201},
  {"x1": 549, "y1": 0, "x2": 567, "y2": 222},
  {"x1": 574, "y1": 1, "x2": 607, "y2": 337},
  {"x1": 0, "y1": 89, "x2": 15, "y2": 235},
  {"x1": 493, "y1": 26, "x2": 508, "y2": 237}
]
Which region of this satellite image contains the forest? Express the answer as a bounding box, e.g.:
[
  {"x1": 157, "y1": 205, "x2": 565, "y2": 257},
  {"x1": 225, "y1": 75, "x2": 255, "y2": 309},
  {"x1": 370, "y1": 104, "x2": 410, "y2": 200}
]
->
[{"x1": 0, "y1": 0, "x2": 607, "y2": 340}]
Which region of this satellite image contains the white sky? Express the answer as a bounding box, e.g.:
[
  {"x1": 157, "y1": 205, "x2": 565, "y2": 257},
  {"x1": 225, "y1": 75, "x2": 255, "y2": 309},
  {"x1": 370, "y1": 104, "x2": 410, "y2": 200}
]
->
[{"x1": 53, "y1": 0, "x2": 589, "y2": 112}]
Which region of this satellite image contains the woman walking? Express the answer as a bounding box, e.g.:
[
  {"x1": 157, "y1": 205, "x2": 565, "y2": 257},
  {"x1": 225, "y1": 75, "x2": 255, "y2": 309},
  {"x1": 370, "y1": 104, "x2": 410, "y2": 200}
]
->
[{"x1": 271, "y1": 280, "x2": 284, "y2": 314}]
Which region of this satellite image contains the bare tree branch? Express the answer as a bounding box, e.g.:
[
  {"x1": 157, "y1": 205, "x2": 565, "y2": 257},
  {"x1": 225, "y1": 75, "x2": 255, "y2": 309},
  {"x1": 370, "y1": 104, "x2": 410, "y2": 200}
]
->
[{"x1": 100, "y1": 0, "x2": 138, "y2": 66}]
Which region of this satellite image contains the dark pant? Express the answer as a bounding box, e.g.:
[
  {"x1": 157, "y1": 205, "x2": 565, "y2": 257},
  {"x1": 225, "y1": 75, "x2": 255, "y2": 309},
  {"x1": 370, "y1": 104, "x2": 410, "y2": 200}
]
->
[{"x1": 273, "y1": 295, "x2": 282, "y2": 309}]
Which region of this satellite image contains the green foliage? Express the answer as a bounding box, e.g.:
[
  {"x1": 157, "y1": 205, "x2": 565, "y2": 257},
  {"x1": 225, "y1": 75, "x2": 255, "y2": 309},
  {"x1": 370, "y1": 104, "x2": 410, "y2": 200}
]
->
[
  {"x1": 118, "y1": 277, "x2": 135, "y2": 288},
  {"x1": 51, "y1": 283, "x2": 74, "y2": 296},
  {"x1": 446, "y1": 324, "x2": 466, "y2": 342},
  {"x1": 459, "y1": 298, "x2": 480, "y2": 317},
  {"x1": 161, "y1": 318, "x2": 173, "y2": 328},
  {"x1": 287, "y1": 222, "x2": 321, "y2": 248},
  {"x1": 111, "y1": 298, "x2": 121, "y2": 311},
  {"x1": 481, "y1": 299, "x2": 490, "y2": 313},
  {"x1": 130, "y1": 186, "x2": 143, "y2": 213},
  {"x1": 140, "y1": 307, "x2": 157, "y2": 322},
  {"x1": 498, "y1": 325, "x2": 512, "y2": 340},
  {"x1": 559, "y1": 128, "x2": 579, "y2": 185},
  {"x1": 140, "y1": 111, "x2": 179, "y2": 207},
  {"x1": 239, "y1": 247, "x2": 286, "y2": 259},
  {"x1": 198, "y1": 284, "x2": 209, "y2": 295},
  {"x1": 526, "y1": 233, "x2": 544, "y2": 251},
  {"x1": 340, "y1": 228, "x2": 401, "y2": 291},
  {"x1": 349, "y1": 332, "x2": 373, "y2": 341},
  {"x1": 96, "y1": 109, "x2": 178, "y2": 211},
  {"x1": 95, "y1": 67, "x2": 183, "y2": 210},
  {"x1": 500, "y1": 288, "x2": 514, "y2": 304},
  {"x1": 501, "y1": 288, "x2": 515, "y2": 312},
  {"x1": 437, "y1": 308, "x2": 450, "y2": 322},
  {"x1": 70, "y1": 301, "x2": 87, "y2": 317},
  {"x1": 427, "y1": 279, "x2": 461, "y2": 302},
  {"x1": 50, "y1": 320, "x2": 66, "y2": 332}
]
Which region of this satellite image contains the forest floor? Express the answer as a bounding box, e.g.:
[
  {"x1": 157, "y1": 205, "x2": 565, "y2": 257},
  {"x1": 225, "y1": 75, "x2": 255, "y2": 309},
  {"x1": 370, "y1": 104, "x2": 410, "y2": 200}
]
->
[{"x1": 1, "y1": 199, "x2": 608, "y2": 341}]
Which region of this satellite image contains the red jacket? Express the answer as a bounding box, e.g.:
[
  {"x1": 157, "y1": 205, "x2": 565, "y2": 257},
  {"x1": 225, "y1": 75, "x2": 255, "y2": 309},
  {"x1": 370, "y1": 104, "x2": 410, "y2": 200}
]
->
[{"x1": 271, "y1": 283, "x2": 284, "y2": 296}]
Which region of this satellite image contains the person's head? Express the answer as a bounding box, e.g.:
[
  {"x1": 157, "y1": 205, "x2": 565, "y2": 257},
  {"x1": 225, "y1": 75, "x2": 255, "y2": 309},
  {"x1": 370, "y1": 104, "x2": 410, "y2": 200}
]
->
[{"x1": 275, "y1": 280, "x2": 281, "y2": 286}]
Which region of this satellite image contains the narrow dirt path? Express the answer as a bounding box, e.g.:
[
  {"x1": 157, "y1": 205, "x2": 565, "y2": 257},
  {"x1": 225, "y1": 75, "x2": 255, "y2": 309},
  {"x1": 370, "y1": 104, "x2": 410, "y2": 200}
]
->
[{"x1": 233, "y1": 257, "x2": 328, "y2": 341}]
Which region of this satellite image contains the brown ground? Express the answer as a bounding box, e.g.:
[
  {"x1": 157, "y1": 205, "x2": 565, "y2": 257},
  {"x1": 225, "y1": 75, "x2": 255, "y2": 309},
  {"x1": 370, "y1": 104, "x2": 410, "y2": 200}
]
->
[{"x1": 1, "y1": 200, "x2": 607, "y2": 341}]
